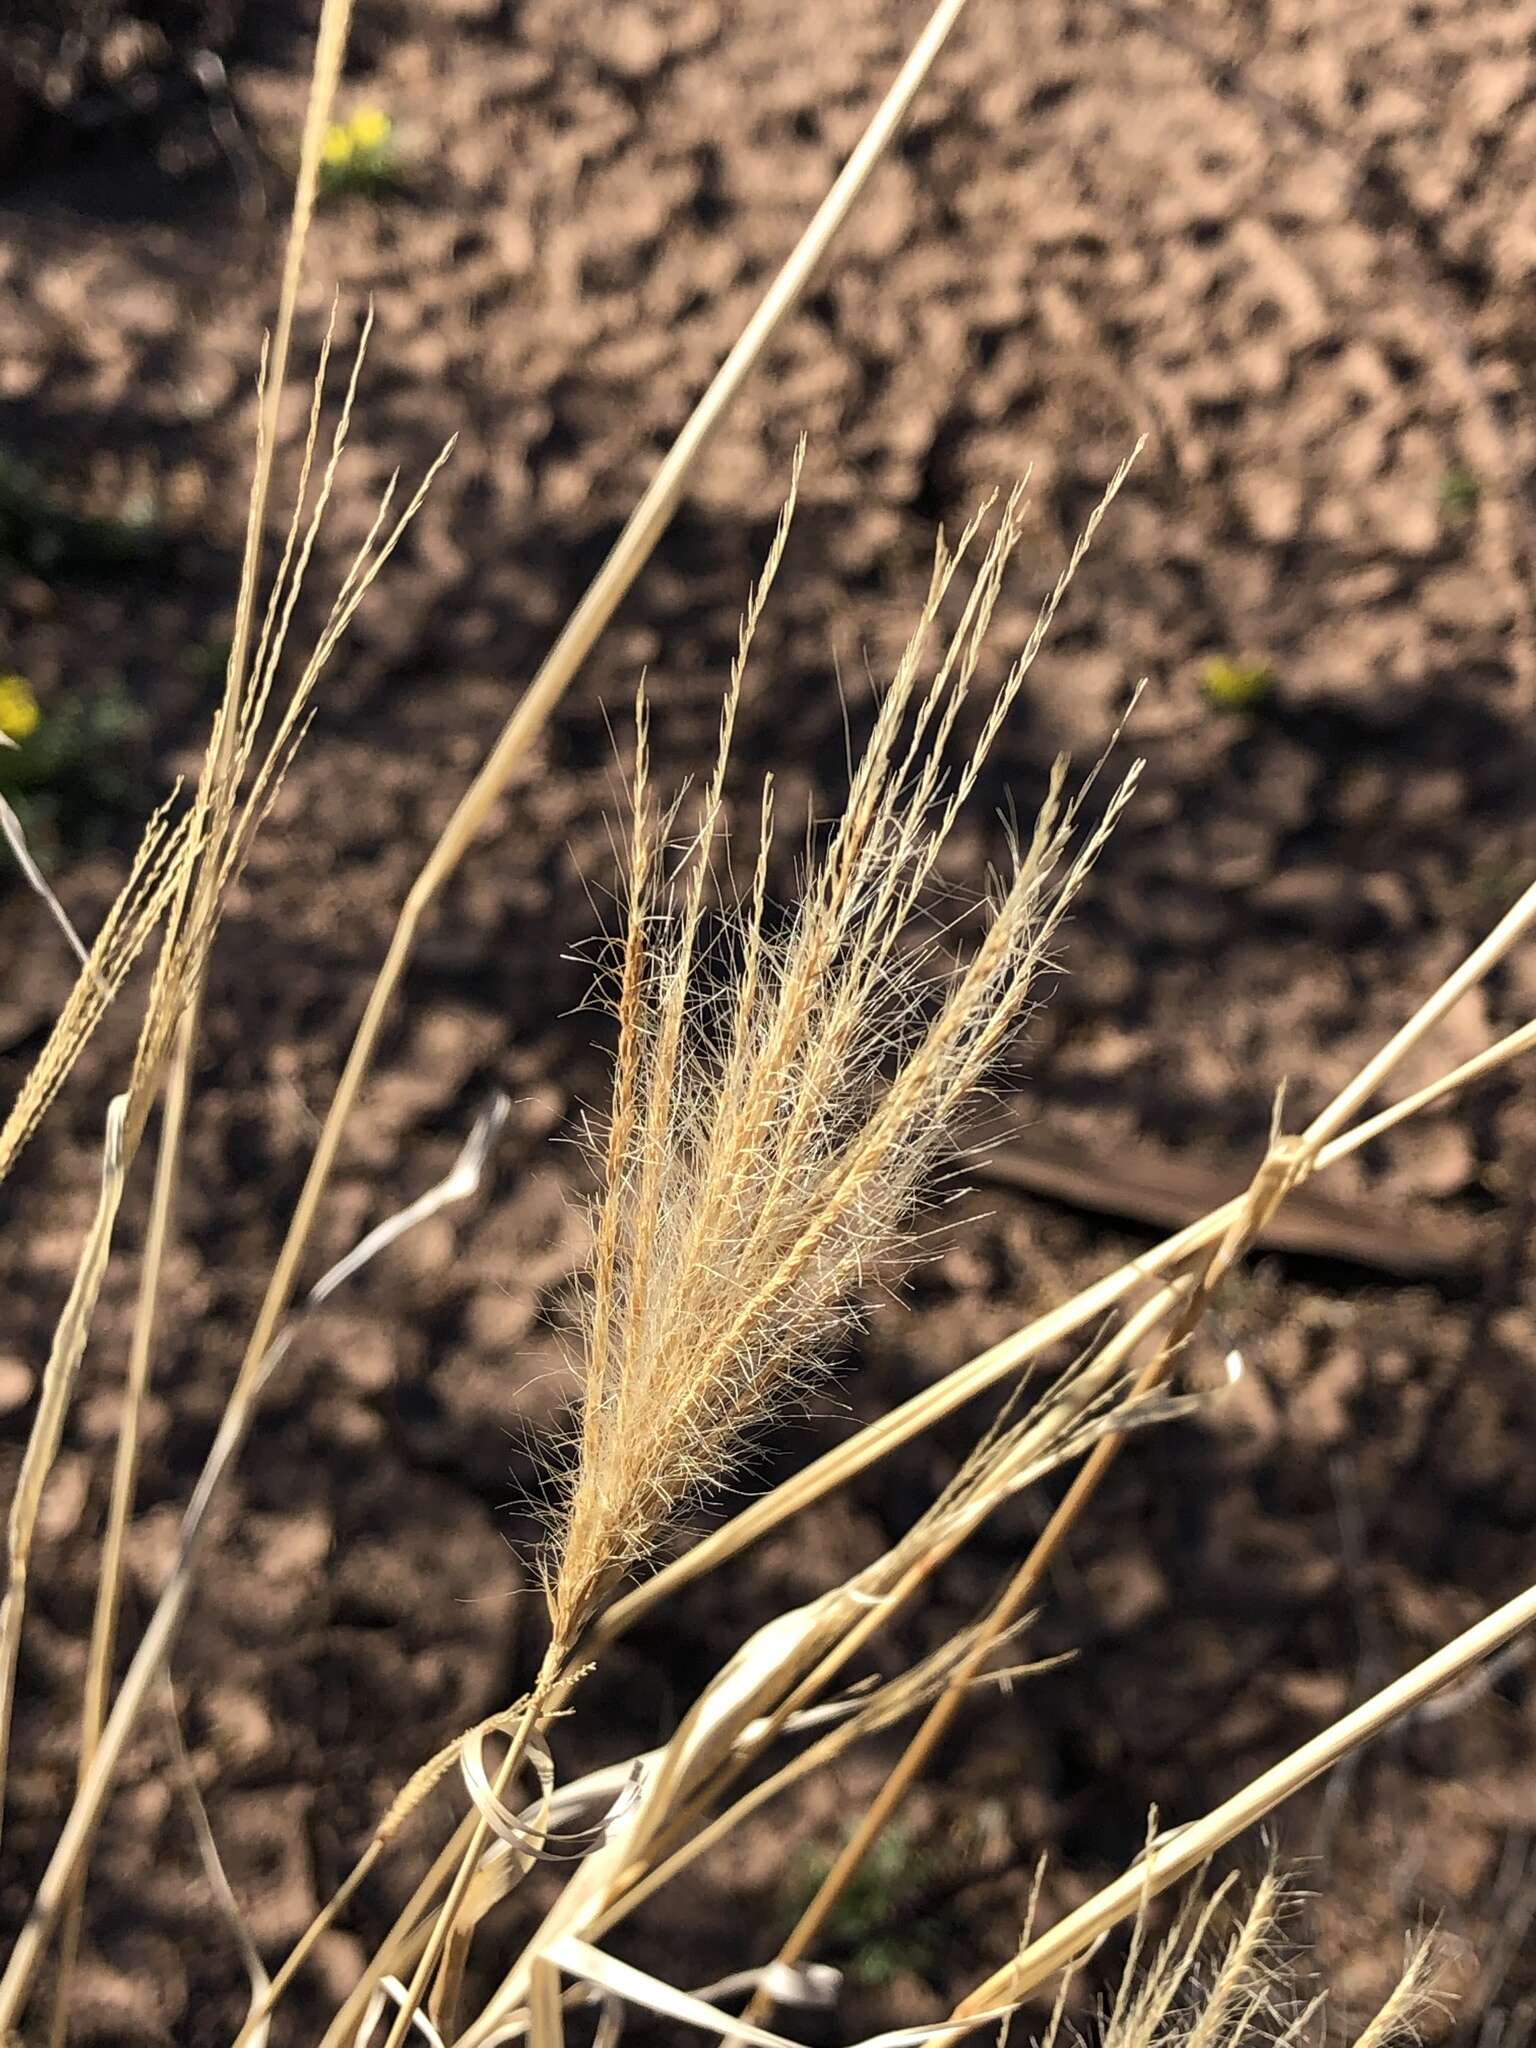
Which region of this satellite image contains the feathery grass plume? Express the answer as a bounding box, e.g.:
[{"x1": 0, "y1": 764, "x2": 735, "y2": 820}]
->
[
  {"x1": 1351, "y1": 1942, "x2": 1445, "y2": 2048},
  {"x1": 382, "y1": 443, "x2": 1150, "y2": 2038},
  {"x1": 1097, "y1": 1867, "x2": 1289, "y2": 2048},
  {"x1": 1067, "y1": 1868, "x2": 1328, "y2": 2048},
  {"x1": 547, "y1": 456, "x2": 1140, "y2": 1642}
]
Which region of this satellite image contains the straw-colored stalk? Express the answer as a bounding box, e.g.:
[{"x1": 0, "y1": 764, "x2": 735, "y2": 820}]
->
[
  {"x1": 472, "y1": 1733, "x2": 1444, "y2": 2048},
  {"x1": 0, "y1": 1097, "x2": 130, "y2": 1830},
  {"x1": 1, "y1": 307, "x2": 430, "y2": 1819},
  {"x1": 954, "y1": 1576, "x2": 1536, "y2": 2019},
  {"x1": 309, "y1": 1610, "x2": 1038, "y2": 2048}
]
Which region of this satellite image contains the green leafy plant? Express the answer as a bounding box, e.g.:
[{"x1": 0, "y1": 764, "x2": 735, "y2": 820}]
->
[
  {"x1": 1439, "y1": 468, "x2": 1481, "y2": 520},
  {"x1": 0, "y1": 680, "x2": 147, "y2": 859},
  {"x1": 786, "y1": 1824, "x2": 955, "y2": 1985},
  {"x1": 318, "y1": 106, "x2": 399, "y2": 200},
  {"x1": 1200, "y1": 653, "x2": 1274, "y2": 712}
]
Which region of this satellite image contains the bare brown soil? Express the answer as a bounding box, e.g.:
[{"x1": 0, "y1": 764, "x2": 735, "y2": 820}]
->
[{"x1": 3, "y1": 1, "x2": 1536, "y2": 2041}]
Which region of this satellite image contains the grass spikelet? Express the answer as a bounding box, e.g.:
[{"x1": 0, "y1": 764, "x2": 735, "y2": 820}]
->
[
  {"x1": 548, "y1": 460, "x2": 1139, "y2": 1643},
  {"x1": 0, "y1": 800, "x2": 199, "y2": 1183},
  {"x1": 0, "y1": 314, "x2": 453, "y2": 2044},
  {"x1": 0, "y1": 309, "x2": 450, "y2": 1194},
  {"x1": 1350, "y1": 1942, "x2": 1445, "y2": 2048},
  {"x1": 0, "y1": 1094, "x2": 130, "y2": 1828},
  {"x1": 1092, "y1": 1875, "x2": 1438, "y2": 2048},
  {"x1": 1180, "y1": 1867, "x2": 1288, "y2": 2048},
  {"x1": 1077, "y1": 1868, "x2": 1320, "y2": 2048},
  {"x1": 124, "y1": 311, "x2": 454, "y2": 1151}
]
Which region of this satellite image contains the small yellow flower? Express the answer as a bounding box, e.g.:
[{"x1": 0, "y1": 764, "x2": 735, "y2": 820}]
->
[
  {"x1": 1200, "y1": 654, "x2": 1274, "y2": 712},
  {"x1": 0, "y1": 673, "x2": 40, "y2": 744},
  {"x1": 321, "y1": 121, "x2": 354, "y2": 168},
  {"x1": 347, "y1": 107, "x2": 392, "y2": 153}
]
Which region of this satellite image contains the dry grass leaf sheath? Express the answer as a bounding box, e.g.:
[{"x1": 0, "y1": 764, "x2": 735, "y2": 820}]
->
[{"x1": 548, "y1": 447, "x2": 1141, "y2": 1644}]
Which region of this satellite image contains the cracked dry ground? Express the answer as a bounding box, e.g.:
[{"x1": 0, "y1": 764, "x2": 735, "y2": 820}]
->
[{"x1": 4, "y1": 0, "x2": 1536, "y2": 2040}]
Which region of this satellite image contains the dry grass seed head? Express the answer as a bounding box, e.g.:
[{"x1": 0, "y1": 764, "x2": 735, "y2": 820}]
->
[
  {"x1": 129, "y1": 313, "x2": 453, "y2": 1145},
  {"x1": 1083, "y1": 1870, "x2": 1304, "y2": 2048},
  {"x1": 1350, "y1": 1943, "x2": 1446, "y2": 2048},
  {"x1": 1087, "y1": 1872, "x2": 1440, "y2": 2048},
  {"x1": 0, "y1": 315, "x2": 451, "y2": 1189},
  {"x1": 0, "y1": 799, "x2": 200, "y2": 1182},
  {"x1": 548, "y1": 457, "x2": 1140, "y2": 1642}
]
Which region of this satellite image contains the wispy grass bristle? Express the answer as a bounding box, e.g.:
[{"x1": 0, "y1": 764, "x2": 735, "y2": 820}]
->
[
  {"x1": 1084, "y1": 1873, "x2": 1438, "y2": 2048},
  {"x1": 1353, "y1": 1942, "x2": 1447, "y2": 2048},
  {"x1": 0, "y1": 795, "x2": 199, "y2": 1183},
  {"x1": 548, "y1": 454, "x2": 1140, "y2": 1641}
]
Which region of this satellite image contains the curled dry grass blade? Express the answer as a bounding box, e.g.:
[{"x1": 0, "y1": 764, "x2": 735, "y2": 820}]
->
[
  {"x1": 410, "y1": 1623, "x2": 1041, "y2": 2048},
  {"x1": 445, "y1": 1349, "x2": 1162, "y2": 2046},
  {"x1": 472, "y1": 1865, "x2": 1433, "y2": 2048}
]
